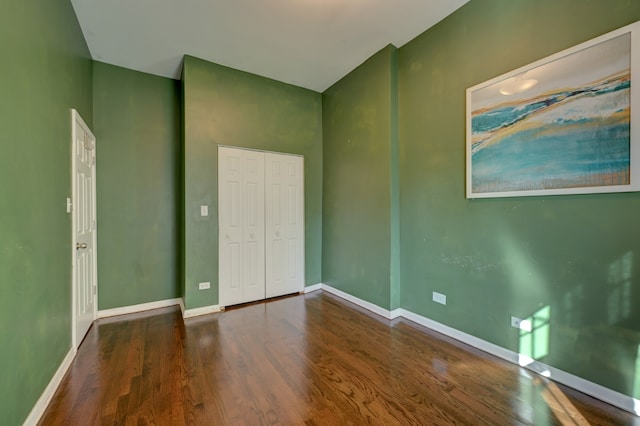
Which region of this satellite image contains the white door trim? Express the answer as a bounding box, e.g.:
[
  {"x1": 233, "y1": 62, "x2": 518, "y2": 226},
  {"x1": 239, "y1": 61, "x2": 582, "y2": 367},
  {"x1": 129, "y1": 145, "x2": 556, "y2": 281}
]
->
[{"x1": 71, "y1": 109, "x2": 97, "y2": 349}]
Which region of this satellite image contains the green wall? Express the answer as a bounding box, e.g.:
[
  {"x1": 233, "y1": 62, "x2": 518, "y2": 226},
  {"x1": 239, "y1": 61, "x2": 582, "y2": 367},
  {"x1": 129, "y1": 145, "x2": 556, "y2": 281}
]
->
[
  {"x1": 93, "y1": 62, "x2": 181, "y2": 309},
  {"x1": 182, "y1": 56, "x2": 323, "y2": 309},
  {"x1": 322, "y1": 45, "x2": 399, "y2": 310},
  {"x1": 4, "y1": 1, "x2": 640, "y2": 422},
  {"x1": 399, "y1": 0, "x2": 640, "y2": 398},
  {"x1": 0, "y1": 1, "x2": 93, "y2": 424}
]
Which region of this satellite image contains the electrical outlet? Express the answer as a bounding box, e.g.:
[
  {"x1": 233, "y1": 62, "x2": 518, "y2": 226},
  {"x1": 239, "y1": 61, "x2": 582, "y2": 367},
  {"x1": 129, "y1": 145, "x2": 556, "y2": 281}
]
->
[
  {"x1": 198, "y1": 281, "x2": 211, "y2": 290},
  {"x1": 432, "y1": 291, "x2": 447, "y2": 305},
  {"x1": 511, "y1": 316, "x2": 532, "y2": 331},
  {"x1": 511, "y1": 316, "x2": 522, "y2": 329}
]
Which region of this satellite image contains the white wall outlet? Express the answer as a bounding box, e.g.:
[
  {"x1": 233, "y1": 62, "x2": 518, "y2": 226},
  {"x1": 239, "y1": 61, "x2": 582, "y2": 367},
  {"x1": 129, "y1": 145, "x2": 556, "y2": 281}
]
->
[
  {"x1": 511, "y1": 316, "x2": 522, "y2": 329},
  {"x1": 198, "y1": 281, "x2": 211, "y2": 290},
  {"x1": 200, "y1": 205, "x2": 209, "y2": 216},
  {"x1": 511, "y1": 316, "x2": 532, "y2": 331},
  {"x1": 432, "y1": 291, "x2": 447, "y2": 305}
]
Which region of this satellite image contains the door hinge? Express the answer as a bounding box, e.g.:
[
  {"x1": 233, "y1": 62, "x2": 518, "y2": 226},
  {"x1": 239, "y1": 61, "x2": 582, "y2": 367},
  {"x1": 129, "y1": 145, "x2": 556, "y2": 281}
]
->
[{"x1": 93, "y1": 285, "x2": 97, "y2": 296}]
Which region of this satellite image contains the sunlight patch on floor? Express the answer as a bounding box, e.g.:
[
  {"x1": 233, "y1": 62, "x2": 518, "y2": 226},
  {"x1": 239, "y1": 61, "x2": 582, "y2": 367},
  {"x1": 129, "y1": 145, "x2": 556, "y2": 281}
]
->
[{"x1": 539, "y1": 378, "x2": 590, "y2": 426}]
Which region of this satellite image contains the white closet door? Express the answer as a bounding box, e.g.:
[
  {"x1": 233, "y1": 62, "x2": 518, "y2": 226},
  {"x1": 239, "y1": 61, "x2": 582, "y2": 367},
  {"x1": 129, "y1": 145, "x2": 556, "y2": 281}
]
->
[
  {"x1": 218, "y1": 147, "x2": 265, "y2": 306},
  {"x1": 265, "y1": 152, "x2": 304, "y2": 298},
  {"x1": 242, "y1": 150, "x2": 266, "y2": 303}
]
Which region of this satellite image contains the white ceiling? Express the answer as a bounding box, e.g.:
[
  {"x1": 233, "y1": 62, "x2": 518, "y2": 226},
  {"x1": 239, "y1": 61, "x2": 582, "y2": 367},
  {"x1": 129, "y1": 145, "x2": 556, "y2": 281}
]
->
[{"x1": 71, "y1": 0, "x2": 468, "y2": 92}]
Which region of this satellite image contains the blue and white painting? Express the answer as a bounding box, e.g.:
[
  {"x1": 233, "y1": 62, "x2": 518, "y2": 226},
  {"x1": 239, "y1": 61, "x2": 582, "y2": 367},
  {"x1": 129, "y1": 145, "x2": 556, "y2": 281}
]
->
[{"x1": 468, "y1": 33, "x2": 631, "y2": 197}]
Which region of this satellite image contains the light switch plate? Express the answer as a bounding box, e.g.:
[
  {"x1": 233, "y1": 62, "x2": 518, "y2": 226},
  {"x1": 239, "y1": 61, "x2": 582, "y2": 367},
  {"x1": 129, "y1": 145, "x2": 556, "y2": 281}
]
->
[{"x1": 200, "y1": 205, "x2": 209, "y2": 216}]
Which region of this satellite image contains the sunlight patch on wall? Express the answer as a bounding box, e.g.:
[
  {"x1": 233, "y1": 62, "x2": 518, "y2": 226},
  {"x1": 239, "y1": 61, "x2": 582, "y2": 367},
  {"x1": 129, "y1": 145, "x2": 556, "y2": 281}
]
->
[{"x1": 519, "y1": 305, "x2": 551, "y2": 366}]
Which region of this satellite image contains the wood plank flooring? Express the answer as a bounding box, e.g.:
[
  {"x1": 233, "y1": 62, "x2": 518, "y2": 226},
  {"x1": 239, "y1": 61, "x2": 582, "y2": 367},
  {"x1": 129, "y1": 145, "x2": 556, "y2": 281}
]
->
[{"x1": 40, "y1": 291, "x2": 639, "y2": 425}]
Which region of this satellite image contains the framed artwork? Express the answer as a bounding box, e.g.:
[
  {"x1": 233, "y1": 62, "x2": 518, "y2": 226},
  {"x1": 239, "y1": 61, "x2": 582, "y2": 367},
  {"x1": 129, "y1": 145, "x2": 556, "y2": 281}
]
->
[{"x1": 466, "y1": 22, "x2": 640, "y2": 198}]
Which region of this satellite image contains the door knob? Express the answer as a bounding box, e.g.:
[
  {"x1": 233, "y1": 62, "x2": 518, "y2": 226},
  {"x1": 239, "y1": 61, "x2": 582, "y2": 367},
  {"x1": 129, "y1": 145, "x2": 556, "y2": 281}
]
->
[
  {"x1": 76, "y1": 242, "x2": 88, "y2": 249},
  {"x1": 250, "y1": 233, "x2": 255, "y2": 239}
]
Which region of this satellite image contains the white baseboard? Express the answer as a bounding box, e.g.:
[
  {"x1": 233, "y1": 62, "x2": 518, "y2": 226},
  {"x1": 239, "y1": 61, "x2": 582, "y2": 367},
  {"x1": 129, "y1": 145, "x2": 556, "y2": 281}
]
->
[
  {"x1": 97, "y1": 298, "x2": 182, "y2": 319},
  {"x1": 321, "y1": 284, "x2": 395, "y2": 319},
  {"x1": 390, "y1": 308, "x2": 402, "y2": 319},
  {"x1": 182, "y1": 304, "x2": 223, "y2": 318},
  {"x1": 23, "y1": 347, "x2": 76, "y2": 426},
  {"x1": 304, "y1": 283, "x2": 322, "y2": 293},
  {"x1": 321, "y1": 289, "x2": 640, "y2": 416},
  {"x1": 398, "y1": 309, "x2": 517, "y2": 363}
]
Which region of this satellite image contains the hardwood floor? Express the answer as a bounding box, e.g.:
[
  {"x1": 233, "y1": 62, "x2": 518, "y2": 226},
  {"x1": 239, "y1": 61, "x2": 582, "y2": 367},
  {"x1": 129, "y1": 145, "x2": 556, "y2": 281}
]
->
[{"x1": 40, "y1": 291, "x2": 638, "y2": 425}]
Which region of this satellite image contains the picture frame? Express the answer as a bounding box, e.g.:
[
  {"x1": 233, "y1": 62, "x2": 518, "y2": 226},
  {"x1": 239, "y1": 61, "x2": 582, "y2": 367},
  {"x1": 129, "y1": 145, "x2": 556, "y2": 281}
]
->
[{"x1": 466, "y1": 21, "x2": 640, "y2": 199}]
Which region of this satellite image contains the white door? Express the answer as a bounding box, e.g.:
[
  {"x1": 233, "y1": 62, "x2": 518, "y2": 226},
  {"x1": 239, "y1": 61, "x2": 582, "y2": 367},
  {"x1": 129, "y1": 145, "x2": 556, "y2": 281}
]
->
[
  {"x1": 242, "y1": 151, "x2": 266, "y2": 302},
  {"x1": 265, "y1": 153, "x2": 305, "y2": 298},
  {"x1": 72, "y1": 109, "x2": 97, "y2": 348},
  {"x1": 218, "y1": 147, "x2": 265, "y2": 306}
]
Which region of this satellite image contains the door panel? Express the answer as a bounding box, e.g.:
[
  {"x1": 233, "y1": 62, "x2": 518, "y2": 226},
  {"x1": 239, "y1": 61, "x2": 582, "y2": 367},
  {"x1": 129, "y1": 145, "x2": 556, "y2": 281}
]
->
[
  {"x1": 73, "y1": 110, "x2": 97, "y2": 348},
  {"x1": 219, "y1": 147, "x2": 265, "y2": 306},
  {"x1": 242, "y1": 150, "x2": 265, "y2": 303},
  {"x1": 265, "y1": 153, "x2": 304, "y2": 298},
  {"x1": 219, "y1": 147, "x2": 246, "y2": 306}
]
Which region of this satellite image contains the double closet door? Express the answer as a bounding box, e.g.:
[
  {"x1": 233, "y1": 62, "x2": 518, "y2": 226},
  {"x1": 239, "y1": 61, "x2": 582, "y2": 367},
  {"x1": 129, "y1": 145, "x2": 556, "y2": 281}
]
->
[{"x1": 218, "y1": 146, "x2": 304, "y2": 307}]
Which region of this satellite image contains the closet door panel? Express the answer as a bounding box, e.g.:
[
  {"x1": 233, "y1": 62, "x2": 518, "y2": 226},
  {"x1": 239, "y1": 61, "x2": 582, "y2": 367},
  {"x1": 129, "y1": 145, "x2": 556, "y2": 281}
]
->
[
  {"x1": 218, "y1": 147, "x2": 245, "y2": 306},
  {"x1": 265, "y1": 153, "x2": 304, "y2": 298},
  {"x1": 242, "y1": 150, "x2": 266, "y2": 303}
]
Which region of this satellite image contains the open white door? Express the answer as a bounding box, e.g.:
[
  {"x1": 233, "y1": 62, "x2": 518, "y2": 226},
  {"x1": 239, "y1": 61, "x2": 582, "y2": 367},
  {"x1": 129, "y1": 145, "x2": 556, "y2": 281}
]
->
[{"x1": 71, "y1": 109, "x2": 97, "y2": 349}]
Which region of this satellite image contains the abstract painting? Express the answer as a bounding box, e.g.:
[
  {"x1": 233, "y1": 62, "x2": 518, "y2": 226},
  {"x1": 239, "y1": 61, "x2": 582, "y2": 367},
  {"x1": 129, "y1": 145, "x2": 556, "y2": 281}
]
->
[{"x1": 466, "y1": 22, "x2": 640, "y2": 198}]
